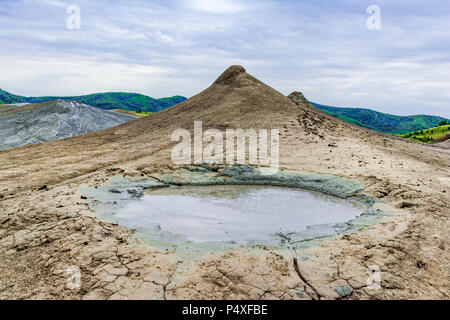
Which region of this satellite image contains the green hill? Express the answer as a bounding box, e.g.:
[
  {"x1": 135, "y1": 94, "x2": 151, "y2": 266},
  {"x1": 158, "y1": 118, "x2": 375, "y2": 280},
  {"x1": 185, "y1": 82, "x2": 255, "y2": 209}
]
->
[
  {"x1": 311, "y1": 102, "x2": 449, "y2": 135},
  {"x1": 0, "y1": 89, "x2": 186, "y2": 113},
  {"x1": 398, "y1": 122, "x2": 450, "y2": 143},
  {"x1": 0, "y1": 89, "x2": 27, "y2": 104}
]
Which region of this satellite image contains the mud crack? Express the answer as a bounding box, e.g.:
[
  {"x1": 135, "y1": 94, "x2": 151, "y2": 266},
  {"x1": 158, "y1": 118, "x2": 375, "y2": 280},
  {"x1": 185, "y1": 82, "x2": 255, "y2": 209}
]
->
[{"x1": 282, "y1": 236, "x2": 321, "y2": 300}]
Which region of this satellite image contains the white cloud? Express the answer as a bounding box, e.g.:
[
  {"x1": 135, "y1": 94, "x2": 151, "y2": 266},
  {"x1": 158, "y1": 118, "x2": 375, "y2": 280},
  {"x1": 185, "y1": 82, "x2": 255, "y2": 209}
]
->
[
  {"x1": 182, "y1": 0, "x2": 248, "y2": 14},
  {"x1": 0, "y1": 55, "x2": 175, "y2": 97},
  {"x1": 155, "y1": 31, "x2": 175, "y2": 44},
  {"x1": 0, "y1": 0, "x2": 449, "y2": 117},
  {"x1": 40, "y1": 0, "x2": 66, "y2": 8}
]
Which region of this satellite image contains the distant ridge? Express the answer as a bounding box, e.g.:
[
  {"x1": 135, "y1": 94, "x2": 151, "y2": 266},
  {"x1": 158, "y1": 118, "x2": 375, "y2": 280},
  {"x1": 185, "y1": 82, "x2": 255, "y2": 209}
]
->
[
  {"x1": 288, "y1": 92, "x2": 449, "y2": 135},
  {"x1": 2, "y1": 86, "x2": 447, "y2": 135},
  {"x1": 0, "y1": 89, "x2": 186, "y2": 113}
]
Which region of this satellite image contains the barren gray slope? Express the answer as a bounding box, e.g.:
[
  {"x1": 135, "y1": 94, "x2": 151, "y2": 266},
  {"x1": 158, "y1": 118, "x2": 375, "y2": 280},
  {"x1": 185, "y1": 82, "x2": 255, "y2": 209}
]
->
[{"x1": 0, "y1": 100, "x2": 137, "y2": 149}]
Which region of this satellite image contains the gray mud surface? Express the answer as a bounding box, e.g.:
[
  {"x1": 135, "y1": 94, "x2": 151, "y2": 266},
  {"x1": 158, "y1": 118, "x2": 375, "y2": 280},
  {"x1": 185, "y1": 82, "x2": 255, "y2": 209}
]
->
[
  {"x1": 0, "y1": 100, "x2": 137, "y2": 149},
  {"x1": 83, "y1": 165, "x2": 390, "y2": 252}
]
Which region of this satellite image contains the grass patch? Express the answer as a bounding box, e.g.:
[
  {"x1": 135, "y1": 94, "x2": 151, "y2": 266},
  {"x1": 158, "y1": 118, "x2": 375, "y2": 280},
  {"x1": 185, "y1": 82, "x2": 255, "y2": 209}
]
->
[
  {"x1": 397, "y1": 123, "x2": 450, "y2": 143},
  {"x1": 129, "y1": 111, "x2": 153, "y2": 117}
]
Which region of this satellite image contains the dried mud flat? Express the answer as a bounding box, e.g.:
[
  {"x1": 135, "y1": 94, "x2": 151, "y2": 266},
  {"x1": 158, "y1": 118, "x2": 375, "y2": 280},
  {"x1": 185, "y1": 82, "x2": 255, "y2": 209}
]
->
[{"x1": 0, "y1": 66, "x2": 449, "y2": 300}]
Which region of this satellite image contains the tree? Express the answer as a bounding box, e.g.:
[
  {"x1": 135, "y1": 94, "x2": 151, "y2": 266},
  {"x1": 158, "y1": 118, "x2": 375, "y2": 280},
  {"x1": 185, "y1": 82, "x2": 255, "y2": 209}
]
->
[{"x1": 438, "y1": 120, "x2": 448, "y2": 126}]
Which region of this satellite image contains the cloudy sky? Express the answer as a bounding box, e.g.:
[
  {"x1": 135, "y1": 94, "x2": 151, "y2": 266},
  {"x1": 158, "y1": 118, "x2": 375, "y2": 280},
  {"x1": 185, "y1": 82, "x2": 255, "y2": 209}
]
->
[{"x1": 0, "y1": 0, "x2": 449, "y2": 117}]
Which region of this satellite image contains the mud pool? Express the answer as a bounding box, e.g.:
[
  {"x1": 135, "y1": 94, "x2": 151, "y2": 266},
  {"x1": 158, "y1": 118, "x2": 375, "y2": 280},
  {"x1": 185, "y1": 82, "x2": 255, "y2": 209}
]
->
[
  {"x1": 114, "y1": 185, "x2": 365, "y2": 243},
  {"x1": 83, "y1": 166, "x2": 390, "y2": 250}
]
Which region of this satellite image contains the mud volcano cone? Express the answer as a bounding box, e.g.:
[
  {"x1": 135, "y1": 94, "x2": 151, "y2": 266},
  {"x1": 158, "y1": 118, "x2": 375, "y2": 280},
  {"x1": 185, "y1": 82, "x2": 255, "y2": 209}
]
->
[
  {"x1": 0, "y1": 65, "x2": 382, "y2": 190},
  {"x1": 142, "y1": 65, "x2": 303, "y2": 130}
]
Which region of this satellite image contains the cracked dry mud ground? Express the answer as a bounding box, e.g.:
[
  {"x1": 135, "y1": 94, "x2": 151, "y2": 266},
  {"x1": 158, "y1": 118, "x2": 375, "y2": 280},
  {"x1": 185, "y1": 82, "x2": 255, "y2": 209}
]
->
[{"x1": 0, "y1": 66, "x2": 449, "y2": 299}]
